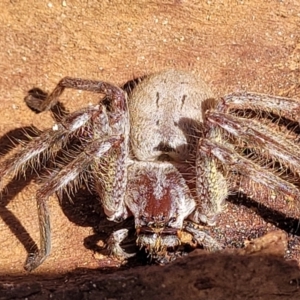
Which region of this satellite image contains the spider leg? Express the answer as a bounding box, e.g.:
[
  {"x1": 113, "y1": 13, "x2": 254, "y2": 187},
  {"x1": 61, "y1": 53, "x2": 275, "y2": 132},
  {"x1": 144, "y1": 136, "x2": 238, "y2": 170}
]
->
[
  {"x1": 184, "y1": 222, "x2": 222, "y2": 251},
  {"x1": 195, "y1": 91, "x2": 300, "y2": 225},
  {"x1": 0, "y1": 105, "x2": 105, "y2": 191},
  {"x1": 218, "y1": 92, "x2": 300, "y2": 122},
  {"x1": 25, "y1": 77, "x2": 126, "y2": 114},
  {"x1": 199, "y1": 138, "x2": 300, "y2": 219},
  {"x1": 191, "y1": 128, "x2": 228, "y2": 226},
  {"x1": 207, "y1": 111, "x2": 300, "y2": 177},
  {"x1": 93, "y1": 137, "x2": 130, "y2": 222},
  {"x1": 24, "y1": 136, "x2": 123, "y2": 271},
  {"x1": 106, "y1": 229, "x2": 135, "y2": 261}
]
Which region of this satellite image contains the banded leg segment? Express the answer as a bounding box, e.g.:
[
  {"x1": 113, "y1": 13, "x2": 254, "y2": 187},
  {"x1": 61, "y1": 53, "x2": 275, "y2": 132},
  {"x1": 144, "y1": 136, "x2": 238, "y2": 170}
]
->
[
  {"x1": 24, "y1": 136, "x2": 123, "y2": 271},
  {"x1": 200, "y1": 139, "x2": 300, "y2": 218}
]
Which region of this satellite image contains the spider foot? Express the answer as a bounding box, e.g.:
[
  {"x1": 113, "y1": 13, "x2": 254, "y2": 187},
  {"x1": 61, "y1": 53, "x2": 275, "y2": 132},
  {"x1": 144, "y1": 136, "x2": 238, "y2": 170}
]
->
[
  {"x1": 107, "y1": 229, "x2": 136, "y2": 261},
  {"x1": 155, "y1": 249, "x2": 186, "y2": 265},
  {"x1": 24, "y1": 88, "x2": 48, "y2": 113},
  {"x1": 184, "y1": 222, "x2": 223, "y2": 251},
  {"x1": 24, "y1": 251, "x2": 48, "y2": 272}
]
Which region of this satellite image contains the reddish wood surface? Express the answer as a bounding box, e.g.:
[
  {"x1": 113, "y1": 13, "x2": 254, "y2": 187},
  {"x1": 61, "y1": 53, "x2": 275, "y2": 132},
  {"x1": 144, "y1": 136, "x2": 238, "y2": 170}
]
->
[{"x1": 1, "y1": 1, "x2": 300, "y2": 298}]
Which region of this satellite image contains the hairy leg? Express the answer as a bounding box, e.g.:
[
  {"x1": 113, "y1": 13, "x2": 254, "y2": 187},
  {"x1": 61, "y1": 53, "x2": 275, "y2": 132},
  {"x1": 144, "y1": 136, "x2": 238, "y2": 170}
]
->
[
  {"x1": 199, "y1": 138, "x2": 300, "y2": 219},
  {"x1": 106, "y1": 229, "x2": 135, "y2": 261},
  {"x1": 0, "y1": 105, "x2": 105, "y2": 191},
  {"x1": 192, "y1": 127, "x2": 228, "y2": 226},
  {"x1": 195, "y1": 92, "x2": 300, "y2": 225},
  {"x1": 219, "y1": 92, "x2": 300, "y2": 122},
  {"x1": 24, "y1": 136, "x2": 123, "y2": 271},
  {"x1": 207, "y1": 111, "x2": 300, "y2": 177},
  {"x1": 184, "y1": 222, "x2": 222, "y2": 251}
]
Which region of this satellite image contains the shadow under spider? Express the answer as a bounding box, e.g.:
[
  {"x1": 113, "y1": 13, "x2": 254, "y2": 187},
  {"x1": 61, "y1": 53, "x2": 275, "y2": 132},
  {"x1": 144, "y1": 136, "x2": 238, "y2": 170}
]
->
[
  {"x1": 58, "y1": 189, "x2": 137, "y2": 256},
  {"x1": 0, "y1": 126, "x2": 43, "y2": 254},
  {"x1": 227, "y1": 194, "x2": 300, "y2": 236}
]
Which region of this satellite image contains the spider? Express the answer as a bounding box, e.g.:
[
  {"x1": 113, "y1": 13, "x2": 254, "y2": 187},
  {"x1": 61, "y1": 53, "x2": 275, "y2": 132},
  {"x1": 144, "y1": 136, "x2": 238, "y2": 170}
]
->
[{"x1": 1, "y1": 69, "x2": 300, "y2": 272}]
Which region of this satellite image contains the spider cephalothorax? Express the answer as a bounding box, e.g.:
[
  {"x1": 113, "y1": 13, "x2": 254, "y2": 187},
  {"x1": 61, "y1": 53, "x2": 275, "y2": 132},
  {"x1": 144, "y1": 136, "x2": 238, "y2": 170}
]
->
[{"x1": 1, "y1": 69, "x2": 300, "y2": 271}]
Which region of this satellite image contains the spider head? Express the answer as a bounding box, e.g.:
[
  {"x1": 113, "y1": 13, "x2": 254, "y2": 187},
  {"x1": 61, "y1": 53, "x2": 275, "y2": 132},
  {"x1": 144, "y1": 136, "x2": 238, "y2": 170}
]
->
[{"x1": 126, "y1": 162, "x2": 196, "y2": 263}]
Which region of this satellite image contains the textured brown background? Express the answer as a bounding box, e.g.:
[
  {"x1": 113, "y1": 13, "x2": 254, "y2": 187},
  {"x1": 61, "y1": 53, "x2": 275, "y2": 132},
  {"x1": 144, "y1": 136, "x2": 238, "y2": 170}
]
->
[{"x1": 1, "y1": 0, "x2": 300, "y2": 298}]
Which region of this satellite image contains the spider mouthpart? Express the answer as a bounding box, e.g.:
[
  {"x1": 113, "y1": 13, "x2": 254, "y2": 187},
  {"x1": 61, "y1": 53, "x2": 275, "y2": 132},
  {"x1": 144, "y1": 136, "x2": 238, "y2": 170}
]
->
[
  {"x1": 138, "y1": 225, "x2": 179, "y2": 235},
  {"x1": 136, "y1": 225, "x2": 182, "y2": 261}
]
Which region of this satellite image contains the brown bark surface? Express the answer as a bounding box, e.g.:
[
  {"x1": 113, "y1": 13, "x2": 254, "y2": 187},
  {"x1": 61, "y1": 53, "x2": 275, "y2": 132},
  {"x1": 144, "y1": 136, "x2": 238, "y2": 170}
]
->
[{"x1": 1, "y1": 0, "x2": 300, "y2": 299}]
